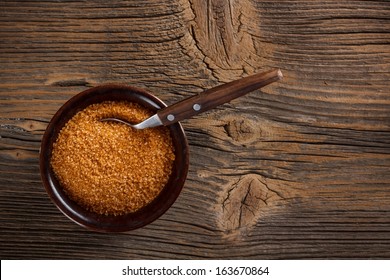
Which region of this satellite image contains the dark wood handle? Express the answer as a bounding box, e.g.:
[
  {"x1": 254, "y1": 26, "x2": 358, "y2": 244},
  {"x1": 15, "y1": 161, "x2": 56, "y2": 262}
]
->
[{"x1": 157, "y1": 69, "x2": 283, "y2": 125}]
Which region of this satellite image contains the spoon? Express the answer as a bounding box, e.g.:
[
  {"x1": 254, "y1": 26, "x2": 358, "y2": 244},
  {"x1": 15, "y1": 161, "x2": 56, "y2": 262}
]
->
[{"x1": 101, "y1": 69, "x2": 283, "y2": 129}]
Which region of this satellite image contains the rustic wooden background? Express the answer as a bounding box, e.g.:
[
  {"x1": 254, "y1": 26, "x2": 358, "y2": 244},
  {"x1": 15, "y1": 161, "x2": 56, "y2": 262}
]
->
[{"x1": 1, "y1": 0, "x2": 389, "y2": 259}]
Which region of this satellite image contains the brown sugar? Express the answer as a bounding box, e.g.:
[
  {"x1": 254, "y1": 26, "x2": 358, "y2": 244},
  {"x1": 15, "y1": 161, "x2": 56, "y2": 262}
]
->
[{"x1": 50, "y1": 101, "x2": 175, "y2": 216}]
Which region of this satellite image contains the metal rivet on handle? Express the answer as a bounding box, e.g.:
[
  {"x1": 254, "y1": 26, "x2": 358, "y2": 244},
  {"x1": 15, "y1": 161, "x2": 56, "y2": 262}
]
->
[
  {"x1": 193, "y1": 103, "x2": 201, "y2": 111},
  {"x1": 167, "y1": 114, "x2": 175, "y2": 121}
]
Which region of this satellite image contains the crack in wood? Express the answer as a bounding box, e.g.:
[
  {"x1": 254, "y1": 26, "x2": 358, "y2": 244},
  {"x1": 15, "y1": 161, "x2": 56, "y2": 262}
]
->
[{"x1": 49, "y1": 78, "x2": 92, "y2": 87}]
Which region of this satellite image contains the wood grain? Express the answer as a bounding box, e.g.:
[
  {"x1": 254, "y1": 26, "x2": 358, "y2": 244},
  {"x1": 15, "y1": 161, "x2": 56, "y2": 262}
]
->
[{"x1": 1, "y1": 0, "x2": 390, "y2": 259}]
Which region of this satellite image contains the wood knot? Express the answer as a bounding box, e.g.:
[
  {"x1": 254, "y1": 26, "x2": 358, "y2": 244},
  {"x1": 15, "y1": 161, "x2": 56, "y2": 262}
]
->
[
  {"x1": 218, "y1": 174, "x2": 282, "y2": 236},
  {"x1": 223, "y1": 118, "x2": 256, "y2": 143},
  {"x1": 186, "y1": 0, "x2": 263, "y2": 82}
]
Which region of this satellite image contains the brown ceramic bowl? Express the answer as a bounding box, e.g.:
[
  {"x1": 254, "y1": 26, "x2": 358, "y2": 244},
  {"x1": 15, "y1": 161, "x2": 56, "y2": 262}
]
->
[{"x1": 40, "y1": 85, "x2": 189, "y2": 232}]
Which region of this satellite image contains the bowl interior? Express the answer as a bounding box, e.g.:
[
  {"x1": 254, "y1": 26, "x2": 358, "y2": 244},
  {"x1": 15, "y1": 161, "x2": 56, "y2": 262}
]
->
[{"x1": 40, "y1": 84, "x2": 189, "y2": 232}]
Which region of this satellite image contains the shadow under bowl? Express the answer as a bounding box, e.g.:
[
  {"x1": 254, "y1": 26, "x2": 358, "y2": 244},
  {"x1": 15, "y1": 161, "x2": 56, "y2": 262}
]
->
[{"x1": 40, "y1": 84, "x2": 189, "y2": 232}]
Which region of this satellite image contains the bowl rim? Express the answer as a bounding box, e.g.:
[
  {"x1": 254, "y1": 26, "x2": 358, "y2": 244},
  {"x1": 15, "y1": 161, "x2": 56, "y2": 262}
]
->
[{"x1": 40, "y1": 84, "x2": 189, "y2": 232}]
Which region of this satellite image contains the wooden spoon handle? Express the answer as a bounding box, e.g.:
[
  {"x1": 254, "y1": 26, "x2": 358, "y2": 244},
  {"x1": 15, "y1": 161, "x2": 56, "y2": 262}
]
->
[{"x1": 157, "y1": 69, "x2": 283, "y2": 126}]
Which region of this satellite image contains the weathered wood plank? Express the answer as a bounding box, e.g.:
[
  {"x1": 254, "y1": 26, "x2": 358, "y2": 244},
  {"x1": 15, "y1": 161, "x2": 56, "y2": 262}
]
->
[{"x1": 1, "y1": 0, "x2": 390, "y2": 259}]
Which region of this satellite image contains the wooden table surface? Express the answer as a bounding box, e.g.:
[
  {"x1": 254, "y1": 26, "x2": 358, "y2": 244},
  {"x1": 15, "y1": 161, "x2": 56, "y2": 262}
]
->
[{"x1": 1, "y1": 0, "x2": 389, "y2": 259}]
